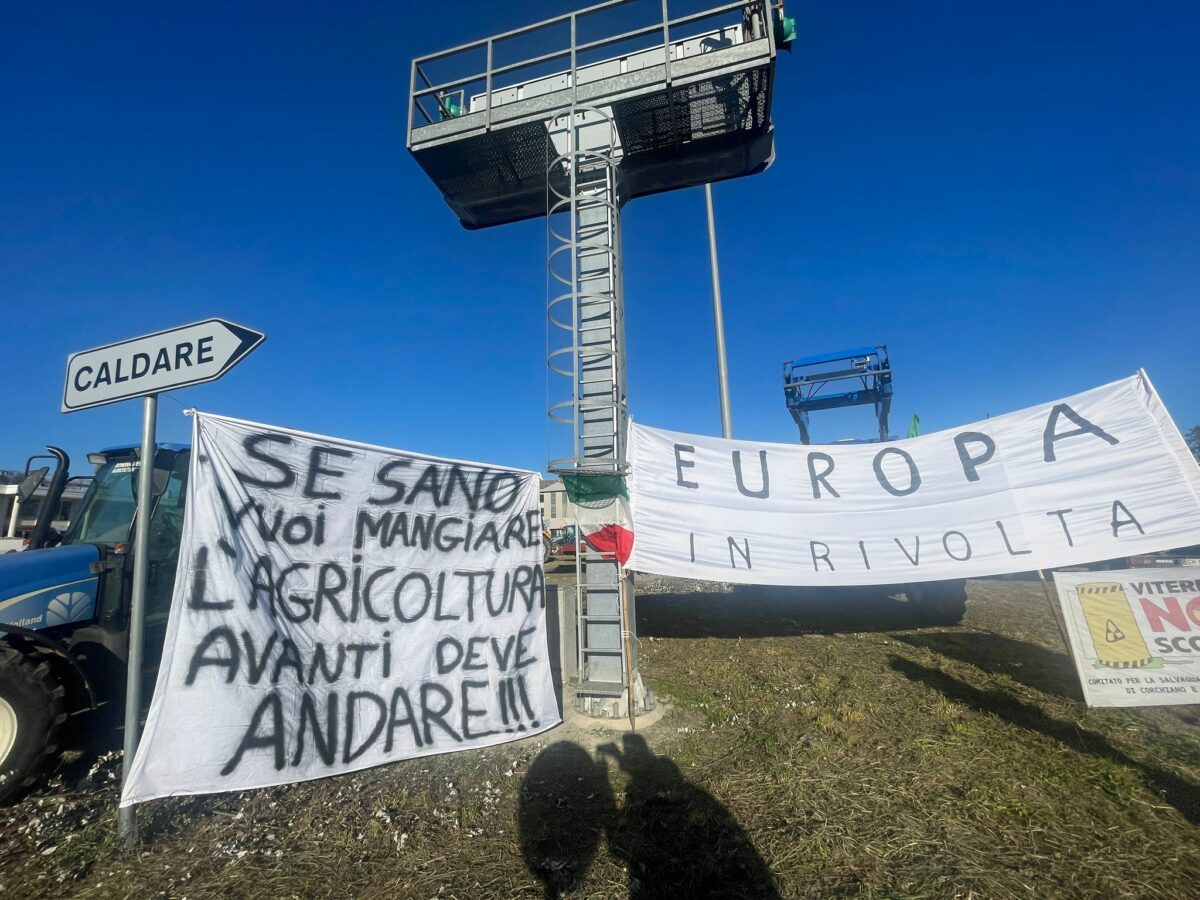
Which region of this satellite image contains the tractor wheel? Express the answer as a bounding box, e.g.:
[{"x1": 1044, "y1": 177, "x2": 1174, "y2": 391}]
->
[
  {"x1": 0, "y1": 646, "x2": 67, "y2": 804},
  {"x1": 543, "y1": 535, "x2": 556, "y2": 565},
  {"x1": 906, "y1": 580, "x2": 968, "y2": 626}
]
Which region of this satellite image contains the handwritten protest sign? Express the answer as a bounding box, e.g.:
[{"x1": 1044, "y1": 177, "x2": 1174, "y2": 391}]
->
[
  {"x1": 1053, "y1": 568, "x2": 1200, "y2": 707},
  {"x1": 122, "y1": 413, "x2": 559, "y2": 806},
  {"x1": 627, "y1": 372, "x2": 1200, "y2": 585}
]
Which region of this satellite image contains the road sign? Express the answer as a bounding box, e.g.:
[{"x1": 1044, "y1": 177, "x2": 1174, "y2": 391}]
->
[
  {"x1": 63, "y1": 318, "x2": 265, "y2": 412},
  {"x1": 61, "y1": 320, "x2": 264, "y2": 845}
]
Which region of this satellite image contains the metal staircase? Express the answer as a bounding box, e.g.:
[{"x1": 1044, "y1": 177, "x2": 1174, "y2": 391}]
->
[{"x1": 545, "y1": 106, "x2": 649, "y2": 715}]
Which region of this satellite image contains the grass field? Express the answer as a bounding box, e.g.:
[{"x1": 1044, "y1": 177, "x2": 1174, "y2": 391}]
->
[{"x1": 2, "y1": 575, "x2": 1199, "y2": 898}]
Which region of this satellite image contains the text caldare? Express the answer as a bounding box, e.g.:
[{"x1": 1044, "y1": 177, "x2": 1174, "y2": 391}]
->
[
  {"x1": 626, "y1": 371, "x2": 1200, "y2": 586},
  {"x1": 120, "y1": 413, "x2": 560, "y2": 807}
]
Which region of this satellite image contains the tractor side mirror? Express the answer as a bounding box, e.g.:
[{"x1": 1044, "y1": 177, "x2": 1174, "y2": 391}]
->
[
  {"x1": 17, "y1": 467, "x2": 49, "y2": 503},
  {"x1": 152, "y1": 467, "x2": 172, "y2": 498}
]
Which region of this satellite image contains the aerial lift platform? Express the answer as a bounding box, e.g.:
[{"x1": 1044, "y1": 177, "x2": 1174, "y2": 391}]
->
[{"x1": 407, "y1": 0, "x2": 785, "y2": 229}]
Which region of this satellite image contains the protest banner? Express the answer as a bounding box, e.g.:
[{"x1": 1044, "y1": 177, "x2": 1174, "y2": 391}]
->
[
  {"x1": 121, "y1": 413, "x2": 559, "y2": 806},
  {"x1": 626, "y1": 372, "x2": 1200, "y2": 586},
  {"x1": 1053, "y1": 568, "x2": 1200, "y2": 706}
]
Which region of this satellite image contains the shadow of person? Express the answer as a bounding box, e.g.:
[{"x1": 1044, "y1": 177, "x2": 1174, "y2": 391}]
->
[
  {"x1": 519, "y1": 741, "x2": 615, "y2": 899},
  {"x1": 601, "y1": 734, "x2": 780, "y2": 899}
]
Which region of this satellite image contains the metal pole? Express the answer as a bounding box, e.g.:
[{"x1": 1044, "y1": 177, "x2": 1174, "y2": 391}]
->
[
  {"x1": 119, "y1": 393, "x2": 157, "y2": 847},
  {"x1": 660, "y1": 0, "x2": 672, "y2": 84},
  {"x1": 406, "y1": 58, "x2": 416, "y2": 144},
  {"x1": 485, "y1": 39, "x2": 493, "y2": 131},
  {"x1": 619, "y1": 568, "x2": 637, "y2": 731},
  {"x1": 705, "y1": 182, "x2": 733, "y2": 438},
  {"x1": 1037, "y1": 568, "x2": 1075, "y2": 661}
]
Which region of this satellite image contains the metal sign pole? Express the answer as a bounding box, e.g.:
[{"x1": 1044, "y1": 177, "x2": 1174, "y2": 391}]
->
[
  {"x1": 59, "y1": 318, "x2": 261, "y2": 843},
  {"x1": 705, "y1": 183, "x2": 733, "y2": 439},
  {"x1": 118, "y1": 393, "x2": 157, "y2": 847}
]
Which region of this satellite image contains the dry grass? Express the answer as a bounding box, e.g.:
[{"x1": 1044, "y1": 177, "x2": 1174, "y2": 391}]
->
[{"x1": 2, "y1": 576, "x2": 1199, "y2": 898}]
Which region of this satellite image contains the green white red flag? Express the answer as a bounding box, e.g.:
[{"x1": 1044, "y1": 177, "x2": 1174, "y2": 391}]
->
[{"x1": 560, "y1": 472, "x2": 634, "y2": 566}]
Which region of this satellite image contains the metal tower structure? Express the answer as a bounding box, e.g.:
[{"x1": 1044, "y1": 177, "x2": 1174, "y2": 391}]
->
[{"x1": 408, "y1": 0, "x2": 786, "y2": 716}]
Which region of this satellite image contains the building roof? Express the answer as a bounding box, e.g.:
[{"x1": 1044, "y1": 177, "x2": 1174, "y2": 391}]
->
[{"x1": 0, "y1": 480, "x2": 91, "y2": 498}]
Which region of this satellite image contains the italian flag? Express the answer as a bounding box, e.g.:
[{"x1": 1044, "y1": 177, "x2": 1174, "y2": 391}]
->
[{"x1": 560, "y1": 472, "x2": 634, "y2": 566}]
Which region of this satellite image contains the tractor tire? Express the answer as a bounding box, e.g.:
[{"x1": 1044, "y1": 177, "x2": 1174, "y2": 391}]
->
[
  {"x1": 906, "y1": 580, "x2": 968, "y2": 626},
  {"x1": 0, "y1": 646, "x2": 67, "y2": 804},
  {"x1": 543, "y1": 535, "x2": 556, "y2": 565}
]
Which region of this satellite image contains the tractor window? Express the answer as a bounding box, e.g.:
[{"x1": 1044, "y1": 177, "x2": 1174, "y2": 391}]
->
[
  {"x1": 62, "y1": 452, "x2": 189, "y2": 551},
  {"x1": 63, "y1": 460, "x2": 139, "y2": 547}
]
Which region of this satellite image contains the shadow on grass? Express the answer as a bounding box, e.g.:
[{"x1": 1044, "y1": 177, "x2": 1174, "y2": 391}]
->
[
  {"x1": 637, "y1": 586, "x2": 952, "y2": 639},
  {"x1": 889, "y1": 656, "x2": 1200, "y2": 825},
  {"x1": 893, "y1": 631, "x2": 1084, "y2": 702},
  {"x1": 520, "y1": 736, "x2": 780, "y2": 899},
  {"x1": 519, "y1": 741, "x2": 613, "y2": 899},
  {"x1": 40, "y1": 702, "x2": 126, "y2": 796}
]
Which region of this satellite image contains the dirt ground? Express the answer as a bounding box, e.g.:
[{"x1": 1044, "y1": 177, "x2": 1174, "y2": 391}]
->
[{"x1": 2, "y1": 572, "x2": 1199, "y2": 899}]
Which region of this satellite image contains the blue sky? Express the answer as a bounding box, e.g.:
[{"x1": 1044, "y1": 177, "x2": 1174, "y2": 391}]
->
[{"x1": 2, "y1": 1, "x2": 1197, "y2": 474}]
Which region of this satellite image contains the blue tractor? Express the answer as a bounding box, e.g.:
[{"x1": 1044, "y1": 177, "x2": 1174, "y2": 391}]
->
[
  {"x1": 769, "y1": 345, "x2": 967, "y2": 622},
  {"x1": 0, "y1": 443, "x2": 189, "y2": 802}
]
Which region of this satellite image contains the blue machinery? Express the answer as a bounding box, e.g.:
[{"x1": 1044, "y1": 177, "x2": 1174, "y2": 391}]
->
[
  {"x1": 783, "y1": 345, "x2": 893, "y2": 444},
  {"x1": 408, "y1": 0, "x2": 786, "y2": 717}
]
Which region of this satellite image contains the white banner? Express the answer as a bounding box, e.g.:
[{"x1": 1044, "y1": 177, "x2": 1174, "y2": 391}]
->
[
  {"x1": 627, "y1": 372, "x2": 1200, "y2": 586},
  {"x1": 1053, "y1": 568, "x2": 1200, "y2": 707},
  {"x1": 122, "y1": 413, "x2": 559, "y2": 806}
]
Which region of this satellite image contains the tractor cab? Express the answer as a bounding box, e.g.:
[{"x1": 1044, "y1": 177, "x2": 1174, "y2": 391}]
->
[
  {"x1": 55, "y1": 444, "x2": 191, "y2": 656},
  {"x1": 0, "y1": 443, "x2": 191, "y2": 802},
  {"x1": 0, "y1": 444, "x2": 190, "y2": 642},
  {"x1": 0, "y1": 444, "x2": 189, "y2": 763}
]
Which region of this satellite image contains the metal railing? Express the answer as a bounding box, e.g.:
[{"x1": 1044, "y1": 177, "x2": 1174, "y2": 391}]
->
[{"x1": 407, "y1": 0, "x2": 774, "y2": 145}]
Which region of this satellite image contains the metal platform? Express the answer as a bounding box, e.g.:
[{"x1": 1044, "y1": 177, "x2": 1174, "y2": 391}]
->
[{"x1": 407, "y1": 0, "x2": 778, "y2": 229}]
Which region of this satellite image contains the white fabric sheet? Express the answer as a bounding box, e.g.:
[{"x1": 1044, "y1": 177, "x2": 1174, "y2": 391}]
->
[
  {"x1": 627, "y1": 372, "x2": 1200, "y2": 586},
  {"x1": 122, "y1": 413, "x2": 559, "y2": 806}
]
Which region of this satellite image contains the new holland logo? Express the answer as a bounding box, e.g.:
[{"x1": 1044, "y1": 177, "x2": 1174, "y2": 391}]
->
[{"x1": 45, "y1": 591, "x2": 94, "y2": 626}]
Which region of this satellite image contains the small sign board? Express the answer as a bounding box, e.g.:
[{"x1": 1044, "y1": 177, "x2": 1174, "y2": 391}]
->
[
  {"x1": 63, "y1": 319, "x2": 265, "y2": 412},
  {"x1": 1052, "y1": 567, "x2": 1200, "y2": 707}
]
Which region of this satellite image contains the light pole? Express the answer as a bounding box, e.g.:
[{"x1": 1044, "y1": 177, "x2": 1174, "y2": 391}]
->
[{"x1": 705, "y1": 183, "x2": 733, "y2": 439}]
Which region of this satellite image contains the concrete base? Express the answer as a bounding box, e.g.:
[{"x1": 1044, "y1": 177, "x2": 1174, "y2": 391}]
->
[
  {"x1": 573, "y1": 672, "x2": 656, "y2": 719},
  {"x1": 564, "y1": 684, "x2": 666, "y2": 733},
  {"x1": 572, "y1": 690, "x2": 657, "y2": 720}
]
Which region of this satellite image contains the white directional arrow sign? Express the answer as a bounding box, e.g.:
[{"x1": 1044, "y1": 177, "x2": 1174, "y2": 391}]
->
[{"x1": 63, "y1": 318, "x2": 266, "y2": 412}]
